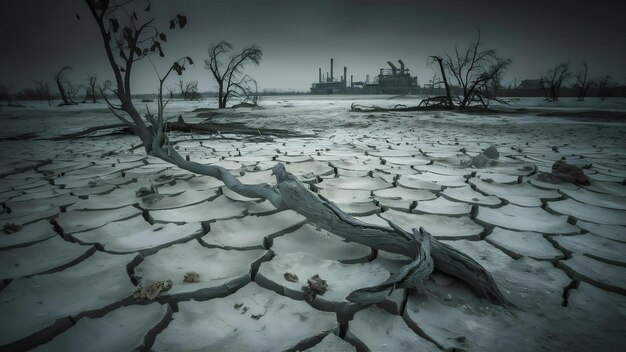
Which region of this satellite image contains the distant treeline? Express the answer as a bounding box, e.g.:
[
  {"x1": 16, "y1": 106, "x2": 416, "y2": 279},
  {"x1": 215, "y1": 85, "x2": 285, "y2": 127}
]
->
[
  {"x1": 419, "y1": 86, "x2": 626, "y2": 99},
  {"x1": 3, "y1": 86, "x2": 625, "y2": 106}
]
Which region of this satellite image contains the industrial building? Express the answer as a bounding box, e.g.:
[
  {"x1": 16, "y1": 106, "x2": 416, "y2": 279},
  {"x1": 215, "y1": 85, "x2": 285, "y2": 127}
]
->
[
  {"x1": 310, "y1": 58, "x2": 420, "y2": 94},
  {"x1": 310, "y1": 58, "x2": 349, "y2": 94}
]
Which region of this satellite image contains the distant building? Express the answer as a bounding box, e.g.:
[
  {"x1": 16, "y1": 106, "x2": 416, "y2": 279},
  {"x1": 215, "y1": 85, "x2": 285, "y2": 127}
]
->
[
  {"x1": 310, "y1": 58, "x2": 419, "y2": 94},
  {"x1": 310, "y1": 58, "x2": 349, "y2": 94}
]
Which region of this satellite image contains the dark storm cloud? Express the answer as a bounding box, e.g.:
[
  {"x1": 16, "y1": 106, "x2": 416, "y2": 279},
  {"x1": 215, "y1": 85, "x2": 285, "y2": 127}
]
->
[{"x1": 1, "y1": 0, "x2": 625, "y2": 93}]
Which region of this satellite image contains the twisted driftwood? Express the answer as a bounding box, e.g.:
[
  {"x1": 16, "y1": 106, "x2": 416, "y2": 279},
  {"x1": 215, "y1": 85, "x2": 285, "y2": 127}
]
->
[{"x1": 85, "y1": 0, "x2": 511, "y2": 309}]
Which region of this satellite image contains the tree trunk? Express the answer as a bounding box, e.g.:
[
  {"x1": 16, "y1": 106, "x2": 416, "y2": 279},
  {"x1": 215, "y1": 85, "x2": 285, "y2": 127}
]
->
[
  {"x1": 56, "y1": 74, "x2": 70, "y2": 105},
  {"x1": 433, "y1": 57, "x2": 453, "y2": 107},
  {"x1": 218, "y1": 83, "x2": 225, "y2": 108}
]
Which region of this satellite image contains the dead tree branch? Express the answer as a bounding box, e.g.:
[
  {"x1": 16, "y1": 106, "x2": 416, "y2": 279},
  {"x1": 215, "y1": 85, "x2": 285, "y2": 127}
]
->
[
  {"x1": 205, "y1": 41, "x2": 263, "y2": 108},
  {"x1": 85, "y1": 0, "x2": 510, "y2": 308}
]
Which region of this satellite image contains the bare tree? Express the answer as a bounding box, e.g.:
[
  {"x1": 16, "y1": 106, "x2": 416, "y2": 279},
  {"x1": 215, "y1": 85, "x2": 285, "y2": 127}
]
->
[
  {"x1": 177, "y1": 79, "x2": 201, "y2": 100},
  {"x1": 446, "y1": 30, "x2": 512, "y2": 108},
  {"x1": 55, "y1": 66, "x2": 83, "y2": 105},
  {"x1": 205, "y1": 41, "x2": 263, "y2": 108},
  {"x1": 540, "y1": 62, "x2": 571, "y2": 102},
  {"x1": 34, "y1": 81, "x2": 53, "y2": 106},
  {"x1": 427, "y1": 56, "x2": 454, "y2": 107},
  {"x1": 426, "y1": 31, "x2": 511, "y2": 109},
  {"x1": 574, "y1": 62, "x2": 593, "y2": 101},
  {"x1": 86, "y1": 75, "x2": 99, "y2": 103},
  {"x1": 596, "y1": 75, "x2": 615, "y2": 101},
  {"x1": 85, "y1": 0, "x2": 509, "y2": 309}
]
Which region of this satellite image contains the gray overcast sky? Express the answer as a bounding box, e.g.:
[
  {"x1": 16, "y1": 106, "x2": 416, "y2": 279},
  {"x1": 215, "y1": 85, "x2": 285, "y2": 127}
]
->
[{"x1": 1, "y1": 0, "x2": 625, "y2": 93}]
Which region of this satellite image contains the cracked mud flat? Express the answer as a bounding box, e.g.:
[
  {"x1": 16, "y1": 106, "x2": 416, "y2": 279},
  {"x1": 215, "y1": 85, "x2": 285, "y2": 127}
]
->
[{"x1": 1, "y1": 96, "x2": 625, "y2": 351}]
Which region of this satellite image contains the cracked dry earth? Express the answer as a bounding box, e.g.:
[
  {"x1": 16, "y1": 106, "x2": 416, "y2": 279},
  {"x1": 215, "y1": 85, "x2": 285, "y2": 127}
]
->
[{"x1": 0, "y1": 98, "x2": 625, "y2": 351}]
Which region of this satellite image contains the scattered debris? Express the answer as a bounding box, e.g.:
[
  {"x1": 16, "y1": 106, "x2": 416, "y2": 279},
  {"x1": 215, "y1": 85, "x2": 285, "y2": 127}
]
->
[
  {"x1": 302, "y1": 274, "x2": 328, "y2": 301},
  {"x1": 3, "y1": 223, "x2": 22, "y2": 234},
  {"x1": 284, "y1": 272, "x2": 299, "y2": 283},
  {"x1": 183, "y1": 272, "x2": 200, "y2": 283},
  {"x1": 537, "y1": 160, "x2": 591, "y2": 185},
  {"x1": 132, "y1": 280, "x2": 172, "y2": 301}
]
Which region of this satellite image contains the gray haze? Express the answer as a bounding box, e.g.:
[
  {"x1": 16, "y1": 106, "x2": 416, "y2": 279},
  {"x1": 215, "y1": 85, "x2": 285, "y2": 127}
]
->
[{"x1": 1, "y1": 0, "x2": 625, "y2": 93}]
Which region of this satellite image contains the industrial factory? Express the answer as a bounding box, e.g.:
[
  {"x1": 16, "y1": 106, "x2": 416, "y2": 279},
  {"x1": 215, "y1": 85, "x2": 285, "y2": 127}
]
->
[{"x1": 310, "y1": 58, "x2": 420, "y2": 94}]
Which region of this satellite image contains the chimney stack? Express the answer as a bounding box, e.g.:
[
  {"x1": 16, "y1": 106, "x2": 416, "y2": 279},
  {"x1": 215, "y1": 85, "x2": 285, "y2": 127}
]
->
[
  {"x1": 343, "y1": 66, "x2": 347, "y2": 86},
  {"x1": 318, "y1": 68, "x2": 322, "y2": 83},
  {"x1": 398, "y1": 59, "x2": 405, "y2": 75},
  {"x1": 330, "y1": 58, "x2": 334, "y2": 82},
  {"x1": 350, "y1": 74, "x2": 353, "y2": 87},
  {"x1": 387, "y1": 61, "x2": 397, "y2": 76}
]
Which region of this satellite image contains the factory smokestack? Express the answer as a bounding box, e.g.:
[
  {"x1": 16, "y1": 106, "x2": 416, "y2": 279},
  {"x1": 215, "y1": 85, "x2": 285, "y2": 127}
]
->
[
  {"x1": 330, "y1": 58, "x2": 334, "y2": 82},
  {"x1": 350, "y1": 75, "x2": 353, "y2": 87},
  {"x1": 387, "y1": 61, "x2": 397, "y2": 76},
  {"x1": 398, "y1": 60, "x2": 405, "y2": 75},
  {"x1": 318, "y1": 68, "x2": 321, "y2": 83},
  {"x1": 343, "y1": 66, "x2": 347, "y2": 86}
]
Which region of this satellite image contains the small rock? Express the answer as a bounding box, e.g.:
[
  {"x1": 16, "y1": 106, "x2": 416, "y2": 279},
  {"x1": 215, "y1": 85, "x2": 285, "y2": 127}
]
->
[
  {"x1": 483, "y1": 145, "x2": 499, "y2": 159},
  {"x1": 302, "y1": 274, "x2": 328, "y2": 301},
  {"x1": 183, "y1": 272, "x2": 200, "y2": 283},
  {"x1": 307, "y1": 274, "x2": 328, "y2": 296},
  {"x1": 537, "y1": 160, "x2": 590, "y2": 185},
  {"x1": 284, "y1": 272, "x2": 298, "y2": 283},
  {"x1": 471, "y1": 153, "x2": 491, "y2": 168}
]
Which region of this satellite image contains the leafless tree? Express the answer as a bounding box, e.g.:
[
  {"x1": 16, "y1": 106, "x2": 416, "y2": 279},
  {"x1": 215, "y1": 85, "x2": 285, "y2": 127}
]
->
[
  {"x1": 177, "y1": 79, "x2": 201, "y2": 100},
  {"x1": 445, "y1": 30, "x2": 512, "y2": 108},
  {"x1": 426, "y1": 31, "x2": 512, "y2": 109},
  {"x1": 573, "y1": 62, "x2": 593, "y2": 101},
  {"x1": 205, "y1": 41, "x2": 263, "y2": 108},
  {"x1": 540, "y1": 62, "x2": 571, "y2": 102},
  {"x1": 596, "y1": 75, "x2": 615, "y2": 101},
  {"x1": 86, "y1": 75, "x2": 99, "y2": 103},
  {"x1": 34, "y1": 81, "x2": 53, "y2": 105},
  {"x1": 55, "y1": 66, "x2": 83, "y2": 105},
  {"x1": 427, "y1": 56, "x2": 454, "y2": 107},
  {"x1": 84, "y1": 0, "x2": 509, "y2": 310}
]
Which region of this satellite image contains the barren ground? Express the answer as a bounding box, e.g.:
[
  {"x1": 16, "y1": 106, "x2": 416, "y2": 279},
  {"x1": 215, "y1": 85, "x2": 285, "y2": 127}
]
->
[{"x1": 1, "y1": 96, "x2": 625, "y2": 351}]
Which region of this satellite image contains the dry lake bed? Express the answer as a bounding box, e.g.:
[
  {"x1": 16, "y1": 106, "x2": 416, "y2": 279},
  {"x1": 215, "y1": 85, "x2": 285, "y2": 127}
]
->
[{"x1": 1, "y1": 96, "x2": 625, "y2": 351}]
